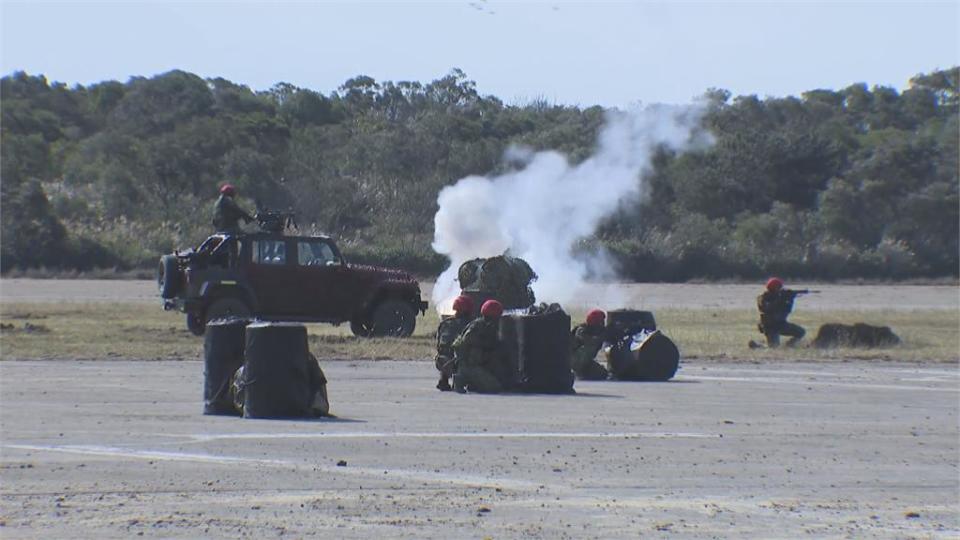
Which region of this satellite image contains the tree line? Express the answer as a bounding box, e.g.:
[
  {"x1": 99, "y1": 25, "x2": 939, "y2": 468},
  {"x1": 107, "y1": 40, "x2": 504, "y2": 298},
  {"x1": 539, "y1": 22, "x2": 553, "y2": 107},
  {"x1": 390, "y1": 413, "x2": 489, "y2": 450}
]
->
[{"x1": 1, "y1": 67, "x2": 957, "y2": 280}]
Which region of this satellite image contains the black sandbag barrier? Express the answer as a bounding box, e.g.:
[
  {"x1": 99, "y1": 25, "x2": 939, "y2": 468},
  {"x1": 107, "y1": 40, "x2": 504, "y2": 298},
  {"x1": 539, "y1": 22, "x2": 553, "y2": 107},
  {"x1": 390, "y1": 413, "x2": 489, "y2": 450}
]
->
[
  {"x1": 504, "y1": 306, "x2": 575, "y2": 394},
  {"x1": 203, "y1": 317, "x2": 249, "y2": 415},
  {"x1": 497, "y1": 315, "x2": 521, "y2": 388},
  {"x1": 241, "y1": 322, "x2": 317, "y2": 419},
  {"x1": 606, "y1": 329, "x2": 680, "y2": 381}
]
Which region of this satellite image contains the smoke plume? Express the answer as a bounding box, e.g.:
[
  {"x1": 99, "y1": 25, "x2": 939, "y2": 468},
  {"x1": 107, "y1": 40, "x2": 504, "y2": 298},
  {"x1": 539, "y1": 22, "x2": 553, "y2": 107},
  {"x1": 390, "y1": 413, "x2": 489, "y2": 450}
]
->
[{"x1": 431, "y1": 104, "x2": 712, "y2": 313}]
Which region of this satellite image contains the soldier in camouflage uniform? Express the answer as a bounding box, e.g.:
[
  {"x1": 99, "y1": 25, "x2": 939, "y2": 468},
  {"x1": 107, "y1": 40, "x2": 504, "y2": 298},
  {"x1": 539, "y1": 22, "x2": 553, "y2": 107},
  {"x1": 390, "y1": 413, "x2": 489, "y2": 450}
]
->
[
  {"x1": 452, "y1": 299, "x2": 505, "y2": 394},
  {"x1": 434, "y1": 295, "x2": 474, "y2": 391},
  {"x1": 754, "y1": 277, "x2": 806, "y2": 348},
  {"x1": 570, "y1": 309, "x2": 610, "y2": 380},
  {"x1": 212, "y1": 183, "x2": 254, "y2": 234}
]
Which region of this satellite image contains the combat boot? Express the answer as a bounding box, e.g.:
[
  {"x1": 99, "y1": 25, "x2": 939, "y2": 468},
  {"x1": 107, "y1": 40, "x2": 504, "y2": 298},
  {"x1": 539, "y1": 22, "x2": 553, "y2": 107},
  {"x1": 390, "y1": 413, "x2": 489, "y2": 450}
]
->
[
  {"x1": 436, "y1": 378, "x2": 452, "y2": 392},
  {"x1": 452, "y1": 374, "x2": 466, "y2": 394}
]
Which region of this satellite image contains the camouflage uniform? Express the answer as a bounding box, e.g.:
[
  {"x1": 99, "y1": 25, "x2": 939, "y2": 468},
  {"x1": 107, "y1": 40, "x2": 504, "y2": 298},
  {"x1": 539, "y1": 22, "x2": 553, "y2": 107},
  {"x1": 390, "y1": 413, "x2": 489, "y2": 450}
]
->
[
  {"x1": 570, "y1": 323, "x2": 609, "y2": 380},
  {"x1": 434, "y1": 314, "x2": 471, "y2": 391},
  {"x1": 212, "y1": 194, "x2": 254, "y2": 234},
  {"x1": 757, "y1": 290, "x2": 806, "y2": 347},
  {"x1": 452, "y1": 318, "x2": 503, "y2": 394}
]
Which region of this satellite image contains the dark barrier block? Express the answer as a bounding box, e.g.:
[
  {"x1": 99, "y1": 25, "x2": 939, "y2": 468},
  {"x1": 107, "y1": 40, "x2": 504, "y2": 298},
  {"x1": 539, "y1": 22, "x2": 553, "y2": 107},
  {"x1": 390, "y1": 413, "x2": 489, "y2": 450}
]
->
[
  {"x1": 504, "y1": 308, "x2": 575, "y2": 394},
  {"x1": 607, "y1": 330, "x2": 680, "y2": 381},
  {"x1": 203, "y1": 317, "x2": 248, "y2": 415},
  {"x1": 241, "y1": 322, "x2": 315, "y2": 419},
  {"x1": 497, "y1": 315, "x2": 521, "y2": 388}
]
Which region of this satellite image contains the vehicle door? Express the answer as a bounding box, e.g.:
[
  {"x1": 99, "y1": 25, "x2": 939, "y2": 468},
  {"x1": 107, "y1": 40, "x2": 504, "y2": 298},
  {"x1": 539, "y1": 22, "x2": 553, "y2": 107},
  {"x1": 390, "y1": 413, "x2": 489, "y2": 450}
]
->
[
  {"x1": 292, "y1": 239, "x2": 353, "y2": 319},
  {"x1": 243, "y1": 237, "x2": 298, "y2": 315}
]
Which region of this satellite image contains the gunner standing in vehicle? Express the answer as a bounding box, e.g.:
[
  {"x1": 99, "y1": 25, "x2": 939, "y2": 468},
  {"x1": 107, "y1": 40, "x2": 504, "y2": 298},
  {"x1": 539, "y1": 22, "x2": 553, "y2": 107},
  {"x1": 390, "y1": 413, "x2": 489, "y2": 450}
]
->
[{"x1": 212, "y1": 183, "x2": 254, "y2": 234}]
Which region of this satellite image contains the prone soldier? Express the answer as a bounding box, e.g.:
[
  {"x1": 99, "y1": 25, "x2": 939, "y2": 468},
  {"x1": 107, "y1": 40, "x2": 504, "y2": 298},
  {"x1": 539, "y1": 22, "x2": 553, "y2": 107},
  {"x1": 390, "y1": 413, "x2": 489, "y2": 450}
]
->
[
  {"x1": 434, "y1": 295, "x2": 474, "y2": 391},
  {"x1": 570, "y1": 309, "x2": 610, "y2": 380}
]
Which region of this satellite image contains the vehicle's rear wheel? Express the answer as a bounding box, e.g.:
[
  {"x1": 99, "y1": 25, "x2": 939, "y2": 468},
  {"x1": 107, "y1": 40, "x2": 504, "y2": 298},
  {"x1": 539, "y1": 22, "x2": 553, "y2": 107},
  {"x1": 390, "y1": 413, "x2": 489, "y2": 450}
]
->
[
  {"x1": 186, "y1": 313, "x2": 205, "y2": 336},
  {"x1": 369, "y1": 300, "x2": 416, "y2": 337},
  {"x1": 158, "y1": 255, "x2": 181, "y2": 299},
  {"x1": 350, "y1": 319, "x2": 372, "y2": 337},
  {"x1": 204, "y1": 297, "x2": 251, "y2": 327}
]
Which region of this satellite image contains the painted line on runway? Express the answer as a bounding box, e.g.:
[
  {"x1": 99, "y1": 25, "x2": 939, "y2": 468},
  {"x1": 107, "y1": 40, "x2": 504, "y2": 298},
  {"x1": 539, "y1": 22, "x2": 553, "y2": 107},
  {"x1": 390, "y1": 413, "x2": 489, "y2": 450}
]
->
[
  {"x1": 688, "y1": 375, "x2": 959, "y2": 392},
  {"x1": 3, "y1": 444, "x2": 555, "y2": 492},
  {"x1": 695, "y1": 367, "x2": 960, "y2": 379},
  {"x1": 178, "y1": 431, "x2": 721, "y2": 443}
]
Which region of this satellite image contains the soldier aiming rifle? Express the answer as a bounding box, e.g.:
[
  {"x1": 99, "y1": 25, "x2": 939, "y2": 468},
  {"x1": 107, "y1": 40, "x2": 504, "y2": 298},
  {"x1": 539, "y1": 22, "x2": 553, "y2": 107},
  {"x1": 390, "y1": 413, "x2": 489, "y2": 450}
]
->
[{"x1": 750, "y1": 278, "x2": 820, "y2": 349}]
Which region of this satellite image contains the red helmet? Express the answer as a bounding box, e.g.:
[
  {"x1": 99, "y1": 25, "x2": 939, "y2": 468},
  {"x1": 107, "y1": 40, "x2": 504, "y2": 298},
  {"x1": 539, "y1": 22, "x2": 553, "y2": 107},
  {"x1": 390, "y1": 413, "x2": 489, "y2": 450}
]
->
[
  {"x1": 586, "y1": 309, "x2": 605, "y2": 327},
  {"x1": 452, "y1": 295, "x2": 474, "y2": 316},
  {"x1": 219, "y1": 183, "x2": 236, "y2": 196},
  {"x1": 766, "y1": 277, "x2": 784, "y2": 291},
  {"x1": 480, "y1": 299, "x2": 503, "y2": 319}
]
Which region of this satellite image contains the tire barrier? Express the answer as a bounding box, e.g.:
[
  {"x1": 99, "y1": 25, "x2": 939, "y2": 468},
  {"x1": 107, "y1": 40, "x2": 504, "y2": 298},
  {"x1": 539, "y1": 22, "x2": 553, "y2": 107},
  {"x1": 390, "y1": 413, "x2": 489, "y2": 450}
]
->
[
  {"x1": 502, "y1": 305, "x2": 575, "y2": 394},
  {"x1": 203, "y1": 317, "x2": 248, "y2": 415},
  {"x1": 605, "y1": 329, "x2": 680, "y2": 381},
  {"x1": 237, "y1": 322, "x2": 327, "y2": 419}
]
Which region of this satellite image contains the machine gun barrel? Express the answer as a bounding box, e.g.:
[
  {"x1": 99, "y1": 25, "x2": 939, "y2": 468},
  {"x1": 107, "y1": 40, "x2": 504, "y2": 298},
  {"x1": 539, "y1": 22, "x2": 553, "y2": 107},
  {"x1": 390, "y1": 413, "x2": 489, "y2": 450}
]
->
[{"x1": 254, "y1": 209, "x2": 298, "y2": 233}]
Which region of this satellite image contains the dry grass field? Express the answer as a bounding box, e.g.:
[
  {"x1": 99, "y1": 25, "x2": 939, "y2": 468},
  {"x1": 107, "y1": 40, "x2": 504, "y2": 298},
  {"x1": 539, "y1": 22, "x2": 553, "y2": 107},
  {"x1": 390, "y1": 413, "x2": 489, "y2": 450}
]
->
[{"x1": 1, "y1": 302, "x2": 956, "y2": 363}]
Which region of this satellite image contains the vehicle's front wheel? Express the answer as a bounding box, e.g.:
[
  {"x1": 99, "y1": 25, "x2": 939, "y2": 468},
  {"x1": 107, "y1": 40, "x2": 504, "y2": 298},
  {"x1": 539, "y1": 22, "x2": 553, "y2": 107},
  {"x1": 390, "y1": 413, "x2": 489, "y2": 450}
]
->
[
  {"x1": 204, "y1": 297, "x2": 251, "y2": 327},
  {"x1": 369, "y1": 300, "x2": 416, "y2": 337}
]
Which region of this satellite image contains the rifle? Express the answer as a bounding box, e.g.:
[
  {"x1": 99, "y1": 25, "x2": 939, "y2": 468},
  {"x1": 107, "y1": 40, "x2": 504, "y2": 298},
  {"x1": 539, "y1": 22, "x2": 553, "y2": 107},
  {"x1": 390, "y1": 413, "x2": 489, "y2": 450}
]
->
[{"x1": 786, "y1": 289, "x2": 821, "y2": 297}]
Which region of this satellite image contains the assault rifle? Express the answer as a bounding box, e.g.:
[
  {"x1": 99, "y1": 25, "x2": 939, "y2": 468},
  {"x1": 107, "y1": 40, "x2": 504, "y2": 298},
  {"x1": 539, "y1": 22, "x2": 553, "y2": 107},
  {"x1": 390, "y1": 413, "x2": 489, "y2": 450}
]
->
[{"x1": 785, "y1": 288, "x2": 820, "y2": 297}]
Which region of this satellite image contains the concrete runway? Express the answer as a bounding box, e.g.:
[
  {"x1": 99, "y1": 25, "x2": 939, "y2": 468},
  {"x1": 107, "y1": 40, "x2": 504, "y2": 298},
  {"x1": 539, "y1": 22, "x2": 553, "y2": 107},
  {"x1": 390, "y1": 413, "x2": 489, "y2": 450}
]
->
[{"x1": 1, "y1": 359, "x2": 957, "y2": 538}]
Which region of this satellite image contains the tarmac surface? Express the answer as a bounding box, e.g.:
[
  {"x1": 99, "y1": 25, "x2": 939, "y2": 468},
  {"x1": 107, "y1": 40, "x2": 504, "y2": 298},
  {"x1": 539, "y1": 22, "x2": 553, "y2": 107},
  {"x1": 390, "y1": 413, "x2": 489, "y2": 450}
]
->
[{"x1": 1, "y1": 359, "x2": 957, "y2": 538}]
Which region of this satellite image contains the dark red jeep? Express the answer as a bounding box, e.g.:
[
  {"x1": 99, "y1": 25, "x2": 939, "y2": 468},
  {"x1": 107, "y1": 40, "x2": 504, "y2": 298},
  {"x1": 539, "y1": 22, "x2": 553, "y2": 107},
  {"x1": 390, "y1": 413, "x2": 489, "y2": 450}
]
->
[{"x1": 157, "y1": 231, "x2": 428, "y2": 337}]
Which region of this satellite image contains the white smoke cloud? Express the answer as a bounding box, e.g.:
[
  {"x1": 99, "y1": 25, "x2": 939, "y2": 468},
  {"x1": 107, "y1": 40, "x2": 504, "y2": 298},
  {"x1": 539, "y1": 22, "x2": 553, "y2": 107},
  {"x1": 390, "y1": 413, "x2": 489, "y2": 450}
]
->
[{"x1": 431, "y1": 104, "x2": 713, "y2": 313}]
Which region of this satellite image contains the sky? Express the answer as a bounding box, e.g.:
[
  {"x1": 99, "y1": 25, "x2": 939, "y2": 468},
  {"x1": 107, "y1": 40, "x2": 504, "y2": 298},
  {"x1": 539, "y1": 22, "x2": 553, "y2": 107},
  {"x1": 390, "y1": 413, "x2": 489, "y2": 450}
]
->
[{"x1": 1, "y1": 0, "x2": 957, "y2": 108}]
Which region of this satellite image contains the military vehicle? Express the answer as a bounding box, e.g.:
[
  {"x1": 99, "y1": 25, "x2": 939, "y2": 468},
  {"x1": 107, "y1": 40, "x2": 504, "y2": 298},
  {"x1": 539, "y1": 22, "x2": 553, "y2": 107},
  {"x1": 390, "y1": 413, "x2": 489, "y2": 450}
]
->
[
  {"x1": 457, "y1": 255, "x2": 537, "y2": 315},
  {"x1": 157, "y1": 212, "x2": 428, "y2": 337}
]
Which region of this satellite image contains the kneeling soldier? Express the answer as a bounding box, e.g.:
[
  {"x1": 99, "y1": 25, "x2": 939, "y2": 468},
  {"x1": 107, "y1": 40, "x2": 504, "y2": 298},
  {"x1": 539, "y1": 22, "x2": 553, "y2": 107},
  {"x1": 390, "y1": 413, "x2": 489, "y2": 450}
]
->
[
  {"x1": 755, "y1": 277, "x2": 807, "y2": 348},
  {"x1": 452, "y1": 299, "x2": 504, "y2": 394},
  {"x1": 435, "y1": 295, "x2": 474, "y2": 391},
  {"x1": 570, "y1": 309, "x2": 610, "y2": 380}
]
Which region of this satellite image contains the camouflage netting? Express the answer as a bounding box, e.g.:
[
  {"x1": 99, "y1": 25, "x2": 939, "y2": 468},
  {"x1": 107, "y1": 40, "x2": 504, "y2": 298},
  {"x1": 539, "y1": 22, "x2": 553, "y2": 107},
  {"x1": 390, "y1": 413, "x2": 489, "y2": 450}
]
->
[
  {"x1": 458, "y1": 255, "x2": 538, "y2": 310},
  {"x1": 811, "y1": 323, "x2": 901, "y2": 348}
]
